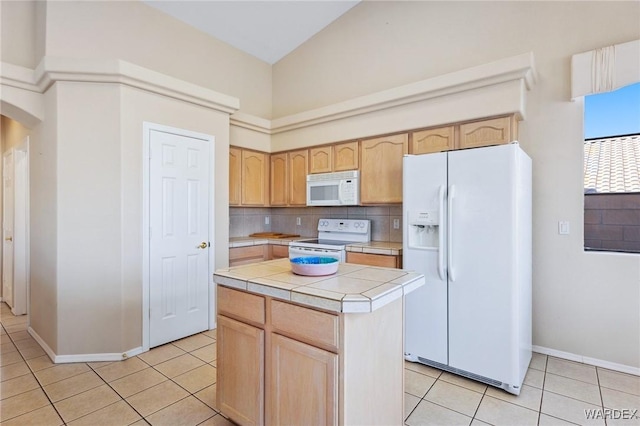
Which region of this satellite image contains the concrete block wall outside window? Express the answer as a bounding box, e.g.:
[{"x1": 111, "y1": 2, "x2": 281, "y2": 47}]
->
[{"x1": 584, "y1": 193, "x2": 640, "y2": 253}]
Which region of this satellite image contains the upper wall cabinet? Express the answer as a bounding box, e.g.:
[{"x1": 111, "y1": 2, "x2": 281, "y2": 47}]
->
[
  {"x1": 270, "y1": 150, "x2": 308, "y2": 206},
  {"x1": 309, "y1": 141, "x2": 359, "y2": 174},
  {"x1": 410, "y1": 126, "x2": 456, "y2": 154},
  {"x1": 270, "y1": 153, "x2": 288, "y2": 206},
  {"x1": 229, "y1": 147, "x2": 242, "y2": 205},
  {"x1": 333, "y1": 141, "x2": 359, "y2": 172},
  {"x1": 309, "y1": 146, "x2": 332, "y2": 174},
  {"x1": 229, "y1": 147, "x2": 269, "y2": 207},
  {"x1": 288, "y1": 149, "x2": 308, "y2": 206},
  {"x1": 458, "y1": 116, "x2": 517, "y2": 150},
  {"x1": 360, "y1": 133, "x2": 408, "y2": 204}
]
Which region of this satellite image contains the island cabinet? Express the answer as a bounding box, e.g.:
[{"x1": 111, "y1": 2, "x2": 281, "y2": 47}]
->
[
  {"x1": 229, "y1": 147, "x2": 270, "y2": 206},
  {"x1": 215, "y1": 260, "x2": 412, "y2": 426},
  {"x1": 360, "y1": 133, "x2": 408, "y2": 204}
]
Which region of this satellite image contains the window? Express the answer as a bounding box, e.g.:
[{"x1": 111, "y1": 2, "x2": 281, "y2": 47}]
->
[{"x1": 583, "y1": 82, "x2": 640, "y2": 253}]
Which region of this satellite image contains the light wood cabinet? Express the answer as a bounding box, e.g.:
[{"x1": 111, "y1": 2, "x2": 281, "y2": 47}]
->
[
  {"x1": 242, "y1": 150, "x2": 269, "y2": 206},
  {"x1": 360, "y1": 133, "x2": 408, "y2": 204},
  {"x1": 229, "y1": 245, "x2": 267, "y2": 267},
  {"x1": 269, "y1": 334, "x2": 337, "y2": 425},
  {"x1": 216, "y1": 285, "x2": 404, "y2": 426},
  {"x1": 270, "y1": 149, "x2": 308, "y2": 206},
  {"x1": 309, "y1": 141, "x2": 359, "y2": 174},
  {"x1": 346, "y1": 252, "x2": 402, "y2": 269},
  {"x1": 288, "y1": 150, "x2": 308, "y2": 205},
  {"x1": 309, "y1": 146, "x2": 332, "y2": 174},
  {"x1": 458, "y1": 115, "x2": 517, "y2": 149},
  {"x1": 269, "y1": 153, "x2": 288, "y2": 206},
  {"x1": 410, "y1": 126, "x2": 456, "y2": 154},
  {"x1": 217, "y1": 314, "x2": 265, "y2": 426},
  {"x1": 229, "y1": 147, "x2": 242, "y2": 205},
  {"x1": 333, "y1": 141, "x2": 359, "y2": 171},
  {"x1": 268, "y1": 244, "x2": 289, "y2": 259},
  {"x1": 229, "y1": 147, "x2": 269, "y2": 206}
]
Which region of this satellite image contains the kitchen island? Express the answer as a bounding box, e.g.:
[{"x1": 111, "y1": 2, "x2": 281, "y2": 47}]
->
[{"x1": 213, "y1": 258, "x2": 424, "y2": 426}]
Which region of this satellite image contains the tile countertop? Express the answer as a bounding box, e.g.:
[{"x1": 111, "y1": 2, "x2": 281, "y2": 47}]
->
[
  {"x1": 214, "y1": 258, "x2": 424, "y2": 314},
  {"x1": 229, "y1": 237, "x2": 403, "y2": 254}
]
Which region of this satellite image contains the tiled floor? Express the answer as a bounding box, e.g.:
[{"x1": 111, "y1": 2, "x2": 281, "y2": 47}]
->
[{"x1": 2, "y1": 303, "x2": 639, "y2": 426}]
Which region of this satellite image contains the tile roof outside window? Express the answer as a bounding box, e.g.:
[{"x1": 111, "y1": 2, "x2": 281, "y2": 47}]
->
[{"x1": 584, "y1": 134, "x2": 640, "y2": 193}]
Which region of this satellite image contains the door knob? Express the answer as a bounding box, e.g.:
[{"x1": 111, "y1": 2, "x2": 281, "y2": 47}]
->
[
  {"x1": 4, "y1": 237, "x2": 12, "y2": 242},
  {"x1": 197, "y1": 242, "x2": 208, "y2": 249}
]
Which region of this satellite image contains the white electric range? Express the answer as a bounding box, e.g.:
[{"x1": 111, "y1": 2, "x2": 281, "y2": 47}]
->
[{"x1": 289, "y1": 218, "x2": 371, "y2": 263}]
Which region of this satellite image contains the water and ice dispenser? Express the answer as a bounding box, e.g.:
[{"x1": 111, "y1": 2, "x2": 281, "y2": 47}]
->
[{"x1": 407, "y1": 210, "x2": 439, "y2": 250}]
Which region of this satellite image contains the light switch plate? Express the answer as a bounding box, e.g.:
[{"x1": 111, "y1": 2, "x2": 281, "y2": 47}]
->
[
  {"x1": 296, "y1": 217, "x2": 301, "y2": 226},
  {"x1": 265, "y1": 216, "x2": 270, "y2": 225},
  {"x1": 393, "y1": 219, "x2": 400, "y2": 229},
  {"x1": 558, "y1": 221, "x2": 570, "y2": 235}
]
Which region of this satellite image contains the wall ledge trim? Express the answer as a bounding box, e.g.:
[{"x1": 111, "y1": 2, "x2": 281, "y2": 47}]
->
[
  {"x1": 269, "y1": 52, "x2": 536, "y2": 134},
  {"x1": 532, "y1": 345, "x2": 639, "y2": 376},
  {"x1": 2, "y1": 57, "x2": 240, "y2": 114},
  {"x1": 230, "y1": 111, "x2": 272, "y2": 134}
]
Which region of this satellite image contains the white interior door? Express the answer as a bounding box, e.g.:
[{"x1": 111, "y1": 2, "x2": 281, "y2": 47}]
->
[
  {"x1": 2, "y1": 150, "x2": 14, "y2": 308},
  {"x1": 149, "y1": 129, "x2": 211, "y2": 348},
  {"x1": 12, "y1": 141, "x2": 29, "y2": 316}
]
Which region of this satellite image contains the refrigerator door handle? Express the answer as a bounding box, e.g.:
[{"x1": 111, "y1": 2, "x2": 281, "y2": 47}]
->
[
  {"x1": 448, "y1": 184, "x2": 456, "y2": 282},
  {"x1": 438, "y1": 184, "x2": 446, "y2": 280}
]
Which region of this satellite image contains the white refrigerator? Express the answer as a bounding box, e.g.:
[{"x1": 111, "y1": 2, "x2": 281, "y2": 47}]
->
[{"x1": 403, "y1": 143, "x2": 532, "y2": 395}]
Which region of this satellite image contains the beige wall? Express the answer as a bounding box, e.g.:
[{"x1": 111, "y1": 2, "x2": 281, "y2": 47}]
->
[
  {"x1": 43, "y1": 0, "x2": 272, "y2": 118},
  {"x1": 0, "y1": 1, "x2": 39, "y2": 68},
  {"x1": 271, "y1": 1, "x2": 640, "y2": 368},
  {"x1": 49, "y1": 81, "x2": 230, "y2": 355}
]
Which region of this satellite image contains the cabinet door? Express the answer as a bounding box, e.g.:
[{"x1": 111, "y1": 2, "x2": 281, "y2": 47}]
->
[
  {"x1": 360, "y1": 134, "x2": 408, "y2": 204},
  {"x1": 229, "y1": 245, "x2": 267, "y2": 267},
  {"x1": 309, "y1": 146, "x2": 332, "y2": 174},
  {"x1": 410, "y1": 126, "x2": 455, "y2": 154},
  {"x1": 241, "y1": 150, "x2": 268, "y2": 206},
  {"x1": 217, "y1": 315, "x2": 265, "y2": 426},
  {"x1": 458, "y1": 116, "x2": 515, "y2": 149},
  {"x1": 346, "y1": 252, "x2": 400, "y2": 268},
  {"x1": 268, "y1": 333, "x2": 337, "y2": 426},
  {"x1": 333, "y1": 141, "x2": 359, "y2": 171},
  {"x1": 229, "y1": 147, "x2": 241, "y2": 205},
  {"x1": 270, "y1": 153, "x2": 288, "y2": 206},
  {"x1": 288, "y1": 149, "x2": 308, "y2": 206},
  {"x1": 270, "y1": 244, "x2": 289, "y2": 259}
]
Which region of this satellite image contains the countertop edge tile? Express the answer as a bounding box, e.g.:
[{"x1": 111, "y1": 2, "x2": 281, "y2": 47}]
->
[
  {"x1": 213, "y1": 275, "x2": 247, "y2": 291},
  {"x1": 215, "y1": 259, "x2": 423, "y2": 313}
]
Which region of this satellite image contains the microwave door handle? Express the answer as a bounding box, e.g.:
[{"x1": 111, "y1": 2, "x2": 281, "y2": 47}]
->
[{"x1": 338, "y1": 180, "x2": 345, "y2": 205}]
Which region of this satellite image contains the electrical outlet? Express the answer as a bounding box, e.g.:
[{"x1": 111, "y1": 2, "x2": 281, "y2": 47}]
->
[
  {"x1": 265, "y1": 216, "x2": 270, "y2": 225},
  {"x1": 296, "y1": 217, "x2": 301, "y2": 226},
  {"x1": 393, "y1": 219, "x2": 400, "y2": 229}
]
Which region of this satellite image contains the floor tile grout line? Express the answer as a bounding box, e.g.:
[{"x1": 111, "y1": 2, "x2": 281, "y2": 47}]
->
[{"x1": 536, "y1": 354, "x2": 548, "y2": 426}]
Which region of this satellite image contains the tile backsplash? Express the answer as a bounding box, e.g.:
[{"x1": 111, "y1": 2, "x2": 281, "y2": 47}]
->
[{"x1": 229, "y1": 205, "x2": 403, "y2": 242}]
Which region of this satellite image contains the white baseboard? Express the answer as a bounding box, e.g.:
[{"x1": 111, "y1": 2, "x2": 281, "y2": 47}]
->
[
  {"x1": 533, "y1": 345, "x2": 640, "y2": 376},
  {"x1": 28, "y1": 326, "x2": 145, "y2": 364}
]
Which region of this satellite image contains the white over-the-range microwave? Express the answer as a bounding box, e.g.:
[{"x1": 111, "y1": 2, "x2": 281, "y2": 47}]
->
[{"x1": 306, "y1": 170, "x2": 359, "y2": 206}]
